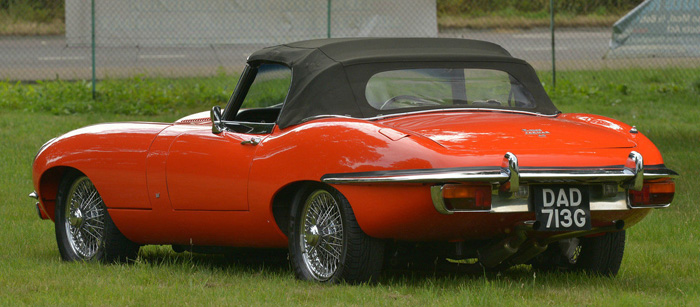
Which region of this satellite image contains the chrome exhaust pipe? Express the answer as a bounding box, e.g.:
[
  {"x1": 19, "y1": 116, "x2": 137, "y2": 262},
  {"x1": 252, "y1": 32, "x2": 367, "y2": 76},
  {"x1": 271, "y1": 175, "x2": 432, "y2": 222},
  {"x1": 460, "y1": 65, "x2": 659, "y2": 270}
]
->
[
  {"x1": 478, "y1": 220, "x2": 625, "y2": 268},
  {"x1": 540, "y1": 220, "x2": 625, "y2": 246},
  {"x1": 477, "y1": 227, "x2": 528, "y2": 268},
  {"x1": 506, "y1": 240, "x2": 548, "y2": 265}
]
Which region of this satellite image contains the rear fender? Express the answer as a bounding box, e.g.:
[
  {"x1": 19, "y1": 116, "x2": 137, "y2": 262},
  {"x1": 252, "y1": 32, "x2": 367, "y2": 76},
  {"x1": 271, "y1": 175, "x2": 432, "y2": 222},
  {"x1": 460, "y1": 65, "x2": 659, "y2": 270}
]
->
[{"x1": 248, "y1": 119, "x2": 442, "y2": 236}]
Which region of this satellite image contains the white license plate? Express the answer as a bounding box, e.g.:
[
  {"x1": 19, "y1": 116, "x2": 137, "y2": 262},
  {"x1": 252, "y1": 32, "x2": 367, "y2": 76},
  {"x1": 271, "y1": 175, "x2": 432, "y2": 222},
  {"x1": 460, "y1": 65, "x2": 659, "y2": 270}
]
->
[{"x1": 533, "y1": 185, "x2": 591, "y2": 231}]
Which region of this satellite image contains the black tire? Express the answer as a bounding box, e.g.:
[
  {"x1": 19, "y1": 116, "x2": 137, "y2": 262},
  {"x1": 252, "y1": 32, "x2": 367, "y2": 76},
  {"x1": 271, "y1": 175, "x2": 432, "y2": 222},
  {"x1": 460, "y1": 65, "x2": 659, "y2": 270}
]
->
[
  {"x1": 55, "y1": 171, "x2": 140, "y2": 263},
  {"x1": 288, "y1": 186, "x2": 384, "y2": 283},
  {"x1": 531, "y1": 230, "x2": 626, "y2": 277}
]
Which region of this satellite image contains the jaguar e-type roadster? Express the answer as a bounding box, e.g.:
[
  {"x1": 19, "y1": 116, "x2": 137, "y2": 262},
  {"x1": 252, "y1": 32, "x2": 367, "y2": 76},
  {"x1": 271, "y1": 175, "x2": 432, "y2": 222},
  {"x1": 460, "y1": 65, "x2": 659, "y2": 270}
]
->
[{"x1": 30, "y1": 38, "x2": 677, "y2": 283}]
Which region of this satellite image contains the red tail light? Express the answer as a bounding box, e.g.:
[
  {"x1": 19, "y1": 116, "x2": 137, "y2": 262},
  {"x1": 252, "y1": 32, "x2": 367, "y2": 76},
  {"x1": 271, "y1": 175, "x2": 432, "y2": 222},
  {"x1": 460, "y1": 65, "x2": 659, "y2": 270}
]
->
[
  {"x1": 629, "y1": 180, "x2": 675, "y2": 207},
  {"x1": 442, "y1": 184, "x2": 492, "y2": 211}
]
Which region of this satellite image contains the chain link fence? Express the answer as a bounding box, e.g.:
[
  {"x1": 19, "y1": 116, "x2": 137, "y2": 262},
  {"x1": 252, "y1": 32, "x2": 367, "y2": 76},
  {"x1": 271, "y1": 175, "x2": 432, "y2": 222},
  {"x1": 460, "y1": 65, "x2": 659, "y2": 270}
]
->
[{"x1": 1, "y1": 0, "x2": 699, "y2": 82}]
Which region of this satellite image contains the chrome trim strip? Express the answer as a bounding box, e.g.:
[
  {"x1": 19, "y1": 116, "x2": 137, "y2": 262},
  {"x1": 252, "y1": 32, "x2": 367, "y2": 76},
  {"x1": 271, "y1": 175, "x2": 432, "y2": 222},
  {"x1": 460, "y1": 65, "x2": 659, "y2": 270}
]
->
[
  {"x1": 369, "y1": 108, "x2": 558, "y2": 121},
  {"x1": 331, "y1": 173, "x2": 507, "y2": 184},
  {"x1": 300, "y1": 108, "x2": 558, "y2": 124},
  {"x1": 491, "y1": 199, "x2": 530, "y2": 213},
  {"x1": 323, "y1": 169, "x2": 507, "y2": 184},
  {"x1": 644, "y1": 170, "x2": 679, "y2": 178},
  {"x1": 323, "y1": 169, "x2": 636, "y2": 184},
  {"x1": 520, "y1": 171, "x2": 632, "y2": 182},
  {"x1": 430, "y1": 186, "x2": 453, "y2": 215},
  {"x1": 29, "y1": 191, "x2": 38, "y2": 199},
  {"x1": 628, "y1": 203, "x2": 671, "y2": 209}
]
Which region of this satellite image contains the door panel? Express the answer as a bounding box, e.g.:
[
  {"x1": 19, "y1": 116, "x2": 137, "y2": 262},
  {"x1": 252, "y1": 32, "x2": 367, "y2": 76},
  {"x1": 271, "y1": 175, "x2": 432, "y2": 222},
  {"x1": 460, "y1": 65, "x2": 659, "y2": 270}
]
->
[{"x1": 165, "y1": 127, "x2": 258, "y2": 211}]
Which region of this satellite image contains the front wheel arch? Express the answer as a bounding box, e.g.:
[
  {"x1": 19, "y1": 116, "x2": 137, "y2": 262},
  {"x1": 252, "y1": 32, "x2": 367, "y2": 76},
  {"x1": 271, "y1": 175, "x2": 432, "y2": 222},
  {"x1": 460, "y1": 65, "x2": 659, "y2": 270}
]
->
[
  {"x1": 37, "y1": 166, "x2": 75, "y2": 221},
  {"x1": 54, "y1": 169, "x2": 139, "y2": 262}
]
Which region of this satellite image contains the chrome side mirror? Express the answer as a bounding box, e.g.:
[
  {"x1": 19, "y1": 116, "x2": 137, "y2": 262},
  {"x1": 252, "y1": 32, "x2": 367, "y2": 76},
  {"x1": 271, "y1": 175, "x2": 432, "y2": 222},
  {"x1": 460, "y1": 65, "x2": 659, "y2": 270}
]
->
[{"x1": 211, "y1": 106, "x2": 225, "y2": 134}]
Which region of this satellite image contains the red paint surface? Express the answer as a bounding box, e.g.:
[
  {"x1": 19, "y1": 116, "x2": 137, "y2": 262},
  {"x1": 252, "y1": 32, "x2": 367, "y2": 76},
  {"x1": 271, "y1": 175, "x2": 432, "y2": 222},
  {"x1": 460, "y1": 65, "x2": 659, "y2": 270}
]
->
[{"x1": 33, "y1": 110, "x2": 670, "y2": 246}]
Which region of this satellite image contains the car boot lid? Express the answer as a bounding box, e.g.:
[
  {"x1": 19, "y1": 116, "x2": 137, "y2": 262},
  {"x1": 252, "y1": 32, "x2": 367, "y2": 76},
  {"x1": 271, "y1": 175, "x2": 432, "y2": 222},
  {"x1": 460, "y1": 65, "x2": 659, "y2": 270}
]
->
[{"x1": 377, "y1": 111, "x2": 637, "y2": 151}]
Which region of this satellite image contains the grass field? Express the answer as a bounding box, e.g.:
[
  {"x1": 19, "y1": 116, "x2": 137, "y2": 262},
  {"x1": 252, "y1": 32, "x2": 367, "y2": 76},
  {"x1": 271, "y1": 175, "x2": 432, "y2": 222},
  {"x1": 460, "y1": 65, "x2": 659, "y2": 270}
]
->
[{"x1": 1, "y1": 68, "x2": 699, "y2": 304}]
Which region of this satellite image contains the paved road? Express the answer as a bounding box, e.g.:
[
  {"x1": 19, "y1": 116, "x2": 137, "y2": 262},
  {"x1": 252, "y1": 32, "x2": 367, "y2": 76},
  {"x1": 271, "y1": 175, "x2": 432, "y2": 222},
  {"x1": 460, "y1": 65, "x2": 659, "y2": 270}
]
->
[
  {"x1": 0, "y1": 28, "x2": 696, "y2": 80},
  {"x1": 440, "y1": 27, "x2": 612, "y2": 69},
  {"x1": 0, "y1": 35, "x2": 266, "y2": 80}
]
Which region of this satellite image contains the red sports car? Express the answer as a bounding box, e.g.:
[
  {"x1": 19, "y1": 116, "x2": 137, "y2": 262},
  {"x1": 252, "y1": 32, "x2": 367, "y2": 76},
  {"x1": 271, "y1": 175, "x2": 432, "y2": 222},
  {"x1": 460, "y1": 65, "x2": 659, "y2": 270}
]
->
[{"x1": 30, "y1": 38, "x2": 677, "y2": 283}]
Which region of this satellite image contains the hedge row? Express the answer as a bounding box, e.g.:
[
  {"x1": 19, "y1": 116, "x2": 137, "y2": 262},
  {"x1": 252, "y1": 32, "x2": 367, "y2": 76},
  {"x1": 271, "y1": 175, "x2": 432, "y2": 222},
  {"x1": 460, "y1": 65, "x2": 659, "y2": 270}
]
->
[
  {"x1": 0, "y1": 0, "x2": 64, "y2": 22},
  {"x1": 438, "y1": 0, "x2": 643, "y2": 15}
]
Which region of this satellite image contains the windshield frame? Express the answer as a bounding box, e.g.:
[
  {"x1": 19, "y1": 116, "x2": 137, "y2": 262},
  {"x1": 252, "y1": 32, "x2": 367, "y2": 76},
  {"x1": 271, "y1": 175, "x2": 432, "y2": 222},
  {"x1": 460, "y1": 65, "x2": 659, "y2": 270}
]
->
[{"x1": 222, "y1": 62, "x2": 293, "y2": 134}]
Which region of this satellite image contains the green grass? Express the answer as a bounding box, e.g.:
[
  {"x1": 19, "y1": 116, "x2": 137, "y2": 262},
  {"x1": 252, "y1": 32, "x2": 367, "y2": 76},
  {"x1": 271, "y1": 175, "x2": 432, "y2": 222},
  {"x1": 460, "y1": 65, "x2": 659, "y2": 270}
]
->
[
  {"x1": 0, "y1": 73, "x2": 236, "y2": 116},
  {"x1": 1, "y1": 68, "x2": 699, "y2": 304}
]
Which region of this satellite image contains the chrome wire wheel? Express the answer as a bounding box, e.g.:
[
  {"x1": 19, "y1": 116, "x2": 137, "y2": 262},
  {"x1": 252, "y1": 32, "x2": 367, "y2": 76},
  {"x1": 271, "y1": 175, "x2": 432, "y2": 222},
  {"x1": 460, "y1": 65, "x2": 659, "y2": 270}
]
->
[
  {"x1": 299, "y1": 190, "x2": 344, "y2": 281},
  {"x1": 63, "y1": 176, "x2": 106, "y2": 260}
]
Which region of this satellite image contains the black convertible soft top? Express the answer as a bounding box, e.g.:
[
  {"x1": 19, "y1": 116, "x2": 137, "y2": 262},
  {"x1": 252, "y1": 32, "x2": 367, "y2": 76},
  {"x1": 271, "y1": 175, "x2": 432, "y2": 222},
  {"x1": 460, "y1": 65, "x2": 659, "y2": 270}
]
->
[{"x1": 247, "y1": 38, "x2": 559, "y2": 129}]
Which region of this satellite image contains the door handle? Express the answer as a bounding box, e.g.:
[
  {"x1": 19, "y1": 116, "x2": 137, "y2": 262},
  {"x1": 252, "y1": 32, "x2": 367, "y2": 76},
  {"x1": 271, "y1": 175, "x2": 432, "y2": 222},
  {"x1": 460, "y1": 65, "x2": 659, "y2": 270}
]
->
[{"x1": 241, "y1": 137, "x2": 261, "y2": 146}]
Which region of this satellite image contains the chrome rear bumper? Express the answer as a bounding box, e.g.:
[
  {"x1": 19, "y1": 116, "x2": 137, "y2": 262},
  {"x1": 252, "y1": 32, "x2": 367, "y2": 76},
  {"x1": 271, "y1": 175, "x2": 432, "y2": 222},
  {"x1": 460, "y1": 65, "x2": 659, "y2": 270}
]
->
[
  {"x1": 322, "y1": 151, "x2": 677, "y2": 214},
  {"x1": 322, "y1": 151, "x2": 677, "y2": 186}
]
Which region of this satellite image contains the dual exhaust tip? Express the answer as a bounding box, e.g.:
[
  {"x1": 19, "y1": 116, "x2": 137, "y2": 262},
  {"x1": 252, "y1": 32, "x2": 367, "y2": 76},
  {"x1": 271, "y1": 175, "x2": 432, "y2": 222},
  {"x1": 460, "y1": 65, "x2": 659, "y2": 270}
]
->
[{"x1": 478, "y1": 220, "x2": 625, "y2": 268}]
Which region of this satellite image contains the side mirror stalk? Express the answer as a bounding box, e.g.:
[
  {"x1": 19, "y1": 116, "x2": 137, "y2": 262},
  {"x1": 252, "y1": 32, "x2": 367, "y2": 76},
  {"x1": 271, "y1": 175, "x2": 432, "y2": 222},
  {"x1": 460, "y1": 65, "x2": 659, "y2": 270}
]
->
[{"x1": 211, "y1": 106, "x2": 225, "y2": 134}]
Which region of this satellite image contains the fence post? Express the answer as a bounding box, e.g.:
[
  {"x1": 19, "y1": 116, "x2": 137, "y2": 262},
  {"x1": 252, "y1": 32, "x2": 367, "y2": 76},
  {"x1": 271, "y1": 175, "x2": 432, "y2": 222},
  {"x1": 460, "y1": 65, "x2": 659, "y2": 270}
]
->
[
  {"x1": 550, "y1": 0, "x2": 556, "y2": 89},
  {"x1": 91, "y1": 0, "x2": 96, "y2": 99},
  {"x1": 327, "y1": 0, "x2": 332, "y2": 38}
]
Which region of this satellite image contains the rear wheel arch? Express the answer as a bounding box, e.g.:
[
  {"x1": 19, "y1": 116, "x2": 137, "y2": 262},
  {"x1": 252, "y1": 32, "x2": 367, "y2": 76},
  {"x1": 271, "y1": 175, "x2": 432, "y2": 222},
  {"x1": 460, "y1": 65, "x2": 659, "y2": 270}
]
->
[
  {"x1": 272, "y1": 181, "x2": 368, "y2": 236},
  {"x1": 272, "y1": 181, "x2": 380, "y2": 238},
  {"x1": 287, "y1": 183, "x2": 385, "y2": 283},
  {"x1": 271, "y1": 181, "x2": 318, "y2": 237}
]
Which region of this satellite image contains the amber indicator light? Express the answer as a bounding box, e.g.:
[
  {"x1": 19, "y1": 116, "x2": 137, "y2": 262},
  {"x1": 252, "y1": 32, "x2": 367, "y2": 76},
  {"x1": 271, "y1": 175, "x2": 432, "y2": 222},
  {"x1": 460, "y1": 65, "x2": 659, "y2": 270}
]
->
[
  {"x1": 629, "y1": 180, "x2": 675, "y2": 206},
  {"x1": 442, "y1": 184, "x2": 492, "y2": 211}
]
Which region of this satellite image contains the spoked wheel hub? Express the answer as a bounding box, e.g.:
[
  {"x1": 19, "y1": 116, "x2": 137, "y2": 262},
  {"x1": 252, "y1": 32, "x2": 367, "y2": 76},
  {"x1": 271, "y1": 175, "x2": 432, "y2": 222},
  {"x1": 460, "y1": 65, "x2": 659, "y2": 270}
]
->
[
  {"x1": 306, "y1": 225, "x2": 321, "y2": 246},
  {"x1": 69, "y1": 209, "x2": 84, "y2": 228}
]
